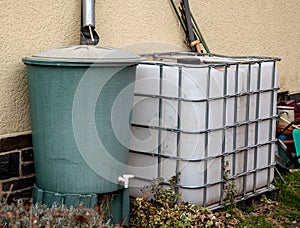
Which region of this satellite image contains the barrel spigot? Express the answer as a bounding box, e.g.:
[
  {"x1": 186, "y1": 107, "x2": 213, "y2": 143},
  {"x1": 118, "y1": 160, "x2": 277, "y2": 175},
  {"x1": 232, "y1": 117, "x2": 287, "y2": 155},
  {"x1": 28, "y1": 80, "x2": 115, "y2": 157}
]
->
[{"x1": 118, "y1": 174, "x2": 134, "y2": 188}]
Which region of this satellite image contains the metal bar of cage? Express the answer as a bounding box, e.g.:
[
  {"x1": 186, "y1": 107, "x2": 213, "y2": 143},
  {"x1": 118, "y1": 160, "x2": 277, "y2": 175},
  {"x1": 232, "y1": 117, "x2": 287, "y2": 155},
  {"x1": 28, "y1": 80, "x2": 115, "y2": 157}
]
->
[
  {"x1": 219, "y1": 65, "x2": 228, "y2": 204},
  {"x1": 129, "y1": 139, "x2": 277, "y2": 163},
  {"x1": 131, "y1": 164, "x2": 275, "y2": 190},
  {"x1": 175, "y1": 67, "x2": 183, "y2": 201},
  {"x1": 157, "y1": 65, "x2": 164, "y2": 177},
  {"x1": 134, "y1": 88, "x2": 279, "y2": 103},
  {"x1": 253, "y1": 62, "x2": 262, "y2": 193},
  {"x1": 131, "y1": 115, "x2": 278, "y2": 135}
]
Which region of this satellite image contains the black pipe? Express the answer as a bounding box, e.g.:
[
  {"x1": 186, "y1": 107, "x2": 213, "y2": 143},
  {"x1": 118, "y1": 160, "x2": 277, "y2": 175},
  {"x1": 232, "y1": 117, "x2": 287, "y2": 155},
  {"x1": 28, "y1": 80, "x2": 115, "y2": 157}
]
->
[
  {"x1": 191, "y1": 13, "x2": 210, "y2": 53},
  {"x1": 169, "y1": 0, "x2": 188, "y2": 36},
  {"x1": 182, "y1": 0, "x2": 196, "y2": 52}
]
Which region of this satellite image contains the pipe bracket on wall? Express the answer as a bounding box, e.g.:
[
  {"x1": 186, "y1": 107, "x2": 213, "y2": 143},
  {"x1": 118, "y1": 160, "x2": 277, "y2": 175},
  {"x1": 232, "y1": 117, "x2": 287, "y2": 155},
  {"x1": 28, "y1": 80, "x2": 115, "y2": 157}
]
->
[{"x1": 80, "y1": 0, "x2": 99, "y2": 45}]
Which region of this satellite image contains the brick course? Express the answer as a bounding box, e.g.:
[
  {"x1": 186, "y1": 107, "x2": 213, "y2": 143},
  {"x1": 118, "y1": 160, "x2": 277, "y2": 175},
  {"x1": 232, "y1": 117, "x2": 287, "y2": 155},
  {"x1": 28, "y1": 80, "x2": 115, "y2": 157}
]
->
[{"x1": 0, "y1": 134, "x2": 35, "y2": 200}]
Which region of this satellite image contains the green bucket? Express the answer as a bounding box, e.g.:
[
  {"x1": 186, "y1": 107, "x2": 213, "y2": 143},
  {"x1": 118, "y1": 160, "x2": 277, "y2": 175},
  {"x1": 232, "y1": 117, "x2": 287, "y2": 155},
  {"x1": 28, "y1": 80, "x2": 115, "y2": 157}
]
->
[{"x1": 293, "y1": 129, "x2": 300, "y2": 164}]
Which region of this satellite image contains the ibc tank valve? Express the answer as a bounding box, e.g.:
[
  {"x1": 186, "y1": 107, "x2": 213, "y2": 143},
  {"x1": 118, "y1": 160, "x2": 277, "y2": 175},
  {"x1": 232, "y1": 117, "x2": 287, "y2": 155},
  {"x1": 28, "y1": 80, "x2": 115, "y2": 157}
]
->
[{"x1": 118, "y1": 174, "x2": 134, "y2": 188}]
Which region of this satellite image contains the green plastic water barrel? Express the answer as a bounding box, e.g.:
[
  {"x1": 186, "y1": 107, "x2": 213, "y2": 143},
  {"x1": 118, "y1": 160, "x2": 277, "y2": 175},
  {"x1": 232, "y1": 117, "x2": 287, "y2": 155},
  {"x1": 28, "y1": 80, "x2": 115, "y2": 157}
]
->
[{"x1": 23, "y1": 46, "x2": 141, "y2": 205}]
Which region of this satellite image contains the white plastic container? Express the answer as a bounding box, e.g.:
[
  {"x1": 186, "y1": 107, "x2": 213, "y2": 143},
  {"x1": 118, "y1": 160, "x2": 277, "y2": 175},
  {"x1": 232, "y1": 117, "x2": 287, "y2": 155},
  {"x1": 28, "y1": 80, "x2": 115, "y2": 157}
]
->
[
  {"x1": 277, "y1": 106, "x2": 295, "y2": 125},
  {"x1": 128, "y1": 53, "x2": 279, "y2": 208}
]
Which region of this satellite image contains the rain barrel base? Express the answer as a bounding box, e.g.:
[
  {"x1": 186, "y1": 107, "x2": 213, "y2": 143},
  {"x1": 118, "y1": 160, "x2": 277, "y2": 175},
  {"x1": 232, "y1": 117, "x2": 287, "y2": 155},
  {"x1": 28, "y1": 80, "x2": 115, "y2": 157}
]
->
[{"x1": 32, "y1": 184, "x2": 130, "y2": 225}]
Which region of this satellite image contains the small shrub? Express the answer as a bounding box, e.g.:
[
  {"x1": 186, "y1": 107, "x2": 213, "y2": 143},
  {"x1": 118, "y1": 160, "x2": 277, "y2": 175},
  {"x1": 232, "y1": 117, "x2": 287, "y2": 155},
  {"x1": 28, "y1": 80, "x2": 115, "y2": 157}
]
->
[
  {"x1": 0, "y1": 198, "x2": 123, "y2": 227},
  {"x1": 223, "y1": 161, "x2": 237, "y2": 210},
  {"x1": 130, "y1": 177, "x2": 240, "y2": 227}
]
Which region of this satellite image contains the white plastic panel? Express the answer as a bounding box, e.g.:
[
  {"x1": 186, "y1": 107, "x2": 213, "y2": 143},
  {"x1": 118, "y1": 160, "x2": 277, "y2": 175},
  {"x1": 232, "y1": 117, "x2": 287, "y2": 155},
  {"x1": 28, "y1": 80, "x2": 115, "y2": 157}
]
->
[
  {"x1": 209, "y1": 68, "x2": 224, "y2": 98},
  {"x1": 207, "y1": 130, "x2": 223, "y2": 157},
  {"x1": 247, "y1": 123, "x2": 256, "y2": 146},
  {"x1": 135, "y1": 64, "x2": 160, "y2": 95},
  {"x1": 259, "y1": 92, "x2": 273, "y2": 119},
  {"x1": 236, "y1": 66, "x2": 248, "y2": 94},
  {"x1": 226, "y1": 66, "x2": 238, "y2": 96},
  {"x1": 180, "y1": 101, "x2": 206, "y2": 132},
  {"x1": 249, "y1": 95, "x2": 258, "y2": 121},
  {"x1": 132, "y1": 97, "x2": 159, "y2": 126},
  {"x1": 208, "y1": 99, "x2": 224, "y2": 129},
  {"x1": 130, "y1": 126, "x2": 159, "y2": 153},
  {"x1": 224, "y1": 128, "x2": 234, "y2": 152},
  {"x1": 128, "y1": 153, "x2": 158, "y2": 180},
  {"x1": 179, "y1": 161, "x2": 205, "y2": 187},
  {"x1": 161, "y1": 100, "x2": 178, "y2": 129},
  {"x1": 161, "y1": 158, "x2": 177, "y2": 180},
  {"x1": 161, "y1": 131, "x2": 177, "y2": 157},
  {"x1": 179, "y1": 133, "x2": 206, "y2": 159},
  {"x1": 180, "y1": 188, "x2": 204, "y2": 205},
  {"x1": 260, "y1": 62, "x2": 275, "y2": 90},
  {"x1": 181, "y1": 67, "x2": 208, "y2": 100},
  {"x1": 249, "y1": 64, "x2": 259, "y2": 92},
  {"x1": 237, "y1": 96, "x2": 247, "y2": 122},
  {"x1": 258, "y1": 120, "x2": 271, "y2": 144},
  {"x1": 162, "y1": 66, "x2": 179, "y2": 97},
  {"x1": 226, "y1": 98, "x2": 235, "y2": 125}
]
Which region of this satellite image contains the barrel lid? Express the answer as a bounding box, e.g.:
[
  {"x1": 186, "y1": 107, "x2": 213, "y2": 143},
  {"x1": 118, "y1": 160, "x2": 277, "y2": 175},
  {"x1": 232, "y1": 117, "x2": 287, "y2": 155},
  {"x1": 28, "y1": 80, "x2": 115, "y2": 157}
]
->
[{"x1": 23, "y1": 45, "x2": 143, "y2": 66}]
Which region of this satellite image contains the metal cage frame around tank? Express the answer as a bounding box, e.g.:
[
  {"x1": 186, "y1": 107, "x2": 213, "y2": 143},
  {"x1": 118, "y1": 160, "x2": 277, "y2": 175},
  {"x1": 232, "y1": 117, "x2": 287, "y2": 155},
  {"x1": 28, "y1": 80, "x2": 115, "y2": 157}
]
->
[{"x1": 129, "y1": 52, "x2": 280, "y2": 209}]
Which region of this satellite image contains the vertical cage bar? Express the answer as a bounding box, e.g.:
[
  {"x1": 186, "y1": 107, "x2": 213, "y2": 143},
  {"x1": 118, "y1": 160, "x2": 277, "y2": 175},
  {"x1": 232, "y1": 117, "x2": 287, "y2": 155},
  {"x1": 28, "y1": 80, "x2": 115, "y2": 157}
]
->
[
  {"x1": 253, "y1": 63, "x2": 262, "y2": 193},
  {"x1": 220, "y1": 65, "x2": 228, "y2": 205},
  {"x1": 203, "y1": 66, "x2": 211, "y2": 207},
  {"x1": 243, "y1": 64, "x2": 251, "y2": 196},
  {"x1": 232, "y1": 65, "x2": 239, "y2": 177},
  {"x1": 176, "y1": 67, "x2": 183, "y2": 200},
  {"x1": 157, "y1": 65, "x2": 164, "y2": 177},
  {"x1": 267, "y1": 62, "x2": 277, "y2": 188}
]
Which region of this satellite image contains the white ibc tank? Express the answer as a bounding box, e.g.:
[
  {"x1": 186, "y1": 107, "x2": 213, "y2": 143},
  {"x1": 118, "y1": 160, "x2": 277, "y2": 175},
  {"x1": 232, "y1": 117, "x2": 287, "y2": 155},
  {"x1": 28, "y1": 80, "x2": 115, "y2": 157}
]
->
[{"x1": 128, "y1": 53, "x2": 279, "y2": 208}]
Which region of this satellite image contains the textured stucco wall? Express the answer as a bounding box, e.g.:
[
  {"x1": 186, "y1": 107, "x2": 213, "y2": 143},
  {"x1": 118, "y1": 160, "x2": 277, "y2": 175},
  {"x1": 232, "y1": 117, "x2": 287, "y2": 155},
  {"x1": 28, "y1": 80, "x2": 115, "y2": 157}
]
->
[{"x1": 0, "y1": 0, "x2": 299, "y2": 138}]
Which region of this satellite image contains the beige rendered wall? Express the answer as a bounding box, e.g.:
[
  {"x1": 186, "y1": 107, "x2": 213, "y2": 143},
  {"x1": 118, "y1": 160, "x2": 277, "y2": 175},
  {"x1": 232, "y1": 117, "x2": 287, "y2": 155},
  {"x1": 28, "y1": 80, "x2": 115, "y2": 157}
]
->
[{"x1": 0, "y1": 0, "x2": 299, "y2": 138}]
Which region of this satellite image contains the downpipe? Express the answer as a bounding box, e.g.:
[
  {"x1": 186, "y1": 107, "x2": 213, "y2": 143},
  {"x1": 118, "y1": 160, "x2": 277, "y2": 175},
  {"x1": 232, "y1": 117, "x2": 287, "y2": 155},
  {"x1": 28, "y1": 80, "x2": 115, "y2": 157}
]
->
[{"x1": 80, "y1": 0, "x2": 99, "y2": 45}]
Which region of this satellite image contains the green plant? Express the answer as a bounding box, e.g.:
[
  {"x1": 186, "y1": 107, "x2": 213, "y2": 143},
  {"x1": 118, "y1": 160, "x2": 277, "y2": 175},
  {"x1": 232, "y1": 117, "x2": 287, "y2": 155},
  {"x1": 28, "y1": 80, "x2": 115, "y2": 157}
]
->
[
  {"x1": 245, "y1": 204, "x2": 257, "y2": 213},
  {"x1": 274, "y1": 171, "x2": 300, "y2": 225},
  {"x1": 239, "y1": 216, "x2": 274, "y2": 228},
  {"x1": 0, "y1": 196, "x2": 123, "y2": 227},
  {"x1": 223, "y1": 161, "x2": 237, "y2": 210},
  {"x1": 130, "y1": 177, "x2": 240, "y2": 227},
  {"x1": 239, "y1": 171, "x2": 300, "y2": 227}
]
